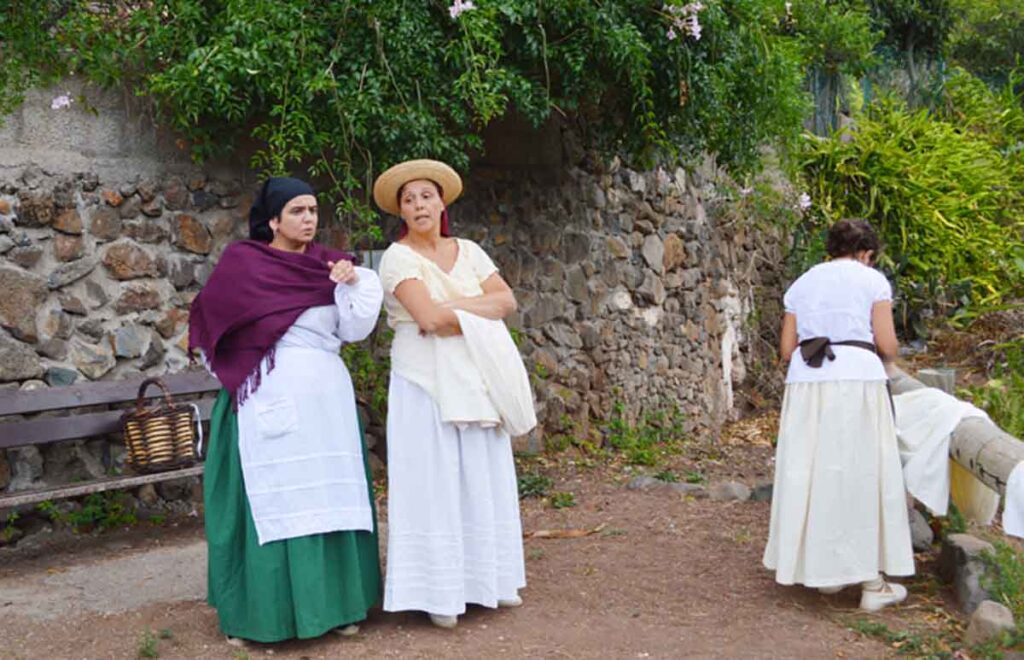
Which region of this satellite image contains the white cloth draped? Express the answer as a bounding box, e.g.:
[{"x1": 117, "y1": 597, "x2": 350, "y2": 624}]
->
[
  {"x1": 1003, "y1": 462, "x2": 1024, "y2": 537},
  {"x1": 236, "y1": 267, "x2": 383, "y2": 545},
  {"x1": 893, "y1": 387, "x2": 998, "y2": 522}
]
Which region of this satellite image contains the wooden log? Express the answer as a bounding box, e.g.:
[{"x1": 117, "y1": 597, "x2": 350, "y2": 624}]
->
[{"x1": 891, "y1": 367, "x2": 1024, "y2": 495}]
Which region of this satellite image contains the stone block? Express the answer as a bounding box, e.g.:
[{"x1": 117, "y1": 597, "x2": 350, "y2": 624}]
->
[
  {"x1": 939, "y1": 533, "x2": 994, "y2": 614},
  {"x1": 708, "y1": 481, "x2": 751, "y2": 502},
  {"x1": 48, "y1": 258, "x2": 98, "y2": 290},
  {"x1": 89, "y1": 206, "x2": 123, "y2": 240},
  {"x1": 965, "y1": 600, "x2": 1015, "y2": 646},
  {"x1": 0, "y1": 266, "x2": 47, "y2": 343},
  {"x1": 171, "y1": 214, "x2": 212, "y2": 254},
  {"x1": 113, "y1": 283, "x2": 162, "y2": 314},
  {"x1": 102, "y1": 239, "x2": 160, "y2": 280},
  {"x1": 53, "y1": 233, "x2": 85, "y2": 261},
  {"x1": 909, "y1": 507, "x2": 934, "y2": 552}
]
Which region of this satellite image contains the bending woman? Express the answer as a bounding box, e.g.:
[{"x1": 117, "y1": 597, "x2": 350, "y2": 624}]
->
[
  {"x1": 373, "y1": 159, "x2": 527, "y2": 629},
  {"x1": 762, "y1": 218, "x2": 914, "y2": 611},
  {"x1": 189, "y1": 177, "x2": 383, "y2": 643}
]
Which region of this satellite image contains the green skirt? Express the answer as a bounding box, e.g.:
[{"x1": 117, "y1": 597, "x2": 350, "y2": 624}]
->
[{"x1": 204, "y1": 390, "x2": 381, "y2": 642}]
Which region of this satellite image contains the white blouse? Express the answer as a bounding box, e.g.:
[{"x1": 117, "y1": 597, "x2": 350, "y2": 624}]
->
[
  {"x1": 235, "y1": 267, "x2": 384, "y2": 545},
  {"x1": 784, "y1": 260, "x2": 892, "y2": 384}
]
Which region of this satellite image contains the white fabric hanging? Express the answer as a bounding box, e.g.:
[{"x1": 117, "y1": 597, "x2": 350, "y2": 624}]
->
[
  {"x1": 450, "y1": 310, "x2": 537, "y2": 436},
  {"x1": 893, "y1": 387, "x2": 998, "y2": 522}
]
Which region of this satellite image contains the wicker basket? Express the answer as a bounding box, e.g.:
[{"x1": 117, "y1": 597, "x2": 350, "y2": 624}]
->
[{"x1": 121, "y1": 377, "x2": 202, "y2": 473}]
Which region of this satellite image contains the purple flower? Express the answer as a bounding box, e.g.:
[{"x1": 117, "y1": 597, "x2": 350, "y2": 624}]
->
[
  {"x1": 797, "y1": 192, "x2": 812, "y2": 211},
  {"x1": 50, "y1": 94, "x2": 73, "y2": 110},
  {"x1": 448, "y1": 0, "x2": 475, "y2": 19},
  {"x1": 667, "y1": 27, "x2": 678, "y2": 40}
]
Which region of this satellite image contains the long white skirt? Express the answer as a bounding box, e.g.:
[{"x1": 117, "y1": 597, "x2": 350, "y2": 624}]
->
[
  {"x1": 762, "y1": 380, "x2": 914, "y2": 588},
  {"x1": 383, "y1": 374, "x2": 526, "y2": 615}
]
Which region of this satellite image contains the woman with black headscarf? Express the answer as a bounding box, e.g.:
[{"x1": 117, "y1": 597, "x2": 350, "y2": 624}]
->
[{"x1": 189, "y1": 177, "x2": 383, "y2": 644}]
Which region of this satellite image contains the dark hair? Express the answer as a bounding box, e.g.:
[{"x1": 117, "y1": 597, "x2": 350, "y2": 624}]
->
[
  {"x1": 250, "y1": 224, "x2": 273, "y2": 242},
  {"x1": 826, "y1": 218, "x2": 881, "y2": 259}
]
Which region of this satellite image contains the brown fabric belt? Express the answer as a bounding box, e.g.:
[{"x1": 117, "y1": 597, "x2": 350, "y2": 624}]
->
[
  {"x1": 798, "y1": 337, "x2": 877, "y2": 368},
  {"x1": 797, "y1": 337, "x2": 894, "y2": 418}
]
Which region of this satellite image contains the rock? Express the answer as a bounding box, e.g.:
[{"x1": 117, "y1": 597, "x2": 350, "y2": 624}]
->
[
  {"x1": 139, "y1": 329, "x2": 166, "y2": 369},
  {"x1": 637, "y1": 272, "x2": 667, "y2": 305},
  {"x1": 0, "y1": 332, "x2": 43, "y2": 381},
  {"x1": 102, "y1": 239, "x2": 160, "y2": 280},
  {"x1": 606, "y1": 236, "x2": 630, "y2": 259},
  {"x1": 8, "y1": 244, "x2": 43, "y2": 269},
  {"x1": 140, "y1": 199, "x2": 163, "y2": 218},
  {"x1": 544, "y1": 323, "x2": 583, "y2": 350},
  {"x1": 118, "y1": 196, "x2": 142, "y2": 220},
  {"x1": 7, "y1": 446, "x2": 43, "y2": 490},
  {"x1": 565, "y1": 265, "x2": 589, "y2": 303},
  {"x1": 965, "y1": 600, "x2": 1015, "y2": 645},
  {"x1": 668, "y1": 483, "x2": 707, "y2": 497},
  {"x1": 37, "y1": 337, "x2": 68, "y2": 360},
  {"x1": 53, "y1": 233, "x2": 85, "y2": 261},
  {"x1": 0, "y1": 235, "x2": 12, "y2": 254},
  {"x1": 532, "y1": 348, "x2": 559, "y2": 379},
  {"x1": 0, "y1": 198, "x2": 10, "y2": 215},
  {"x1": 609, "y1": 289, "x2": 633, "y2": 311},
  {"x1": 76, "y1": 318, "x2": 106, "y2": 342},
  {"x1": 15, "y1": 191, "x2": 55, "y2": 226},
  {"x1": 84, "y1": 279, "x2": 110, "y2": 309},
  {"x1": 0, "y1": 266, "x2": 48, "y2": 342},
  {"x1": 42, "y1": 309, "x2": 74, "y2": 340},
  {"x1": 110, "y1": 324, "x2": 149, "y2": 358},
  {"x1": 909, "y1": 508, "x2": 934, "y2": 552},
  {"x1": 114, "y1": 283, "x2": 162, "y2": 314},
  {"x1": 156, "y1": 477, "x2": 194, "y2": 502},
  {"x1": 123, "y1": 216, "x2": 171, "y2": 243},
  {"x1": 192, "y1": 190, "x2": 218, "y2": 211},
  {"x1": 137, "y1": 484, "x2": 160, "y2": 507},
  {"x1": 171, "y1": 214, "x2": 212, "y2": 254},
  {"x1": 708, "y1": 481, "x2": 751, "y2": 502},
  {"x1": 44, "y1": 367, "x2": 79, "y2": 387},
  {"x1": 663, "y1": 233, "x2": 685, "y2": 271},
  {"x1": 48, "y1": 258, "x2": 98, "y2": 289},
  {"x1": 155, "y1": 308, "x2": 189, "y2": 339},
  {"x1": 166, "y1": 255, "x2": 196, "y2": 289},
  {"x1": 627, "y1": 475, "x2": 662, "y2": 490},
  {"x1": 58, "y1": 292, "x2": 88, "y2": 315},
  {"x1": 89, "y1": 206, "x2": 123, "y2": 240},
  {"x1": 207, "y1": 211, "x2": 240, "y2": 240},
  {"x1": 641, "y1": 235, "x2": 664, "y2": 272},
  {"x1": 163, "y1": 177, "x2": 190, "y2": 210},
  {"x1": 0, "y1": 453, "x2": 10, "y2": 490},
  {"x1": 71, "y1": 339, "x2": 116, "y2": 380},
  {"x1": 137, "y1": 180, "x2": 158, "y2": 203},
  {"x1": 939, "y1": 533, "x2": 994, "y2": 614},
  {"x1": 523, "y1": 295, "x2": 564, "y2": 326},
  {"x1": 750, "y1": 482, "x2": 773, "y2": 502},
  {"x1": 101, "y1": 189, "x2": 124, "y2": 207},
  {"x1": 51, "y1": 208, "x2": 83, "y2": 235}
]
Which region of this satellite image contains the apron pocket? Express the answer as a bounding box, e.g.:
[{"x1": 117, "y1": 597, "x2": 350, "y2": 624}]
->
[{"x1": 255, "y1": 399, "x2": 298, "y2": 440}]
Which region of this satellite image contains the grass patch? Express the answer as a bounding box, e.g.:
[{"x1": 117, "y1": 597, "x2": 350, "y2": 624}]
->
[
  {"x1": 137, "y1": 630, "x2": 159, "y2": 659},
  {"x1": 518, "y1": 472, "x2": 553, "y2": 499},
  {"x1": 981, "y1": 540, "x2": 1024, "y2": 622},
  {"x1": 604, "y1": 401, "x2": 686, "y2": 467},
  {"x1": 550, "y1": 491, "x2": 577, "y2": 509}
]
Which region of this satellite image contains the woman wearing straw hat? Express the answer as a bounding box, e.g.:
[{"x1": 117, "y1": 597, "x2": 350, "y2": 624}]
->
[
  {"x1": 762, "y1": 218, "x2": 914, "y2": 611},
  {"x1": 189, "y1": 176, "x2": 383, "y2": 644},
  {"x1": 374, "y1": 159, "x2": 527, "y2": 629}
]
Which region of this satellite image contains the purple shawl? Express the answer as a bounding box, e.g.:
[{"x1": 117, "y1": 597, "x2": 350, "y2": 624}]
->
[{"x1": 189, "y1": 240, "x2": 356, "y2": 403}]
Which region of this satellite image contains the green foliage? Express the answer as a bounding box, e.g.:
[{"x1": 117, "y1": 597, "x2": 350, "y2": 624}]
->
[
  {"x1": 965, "y1": 339, "x2": 1024, "y2": 439},
  {"x1": 949, "y1": 0, "x2": 1024, "y2": 87},
  {"x1": 549, "y1": 491, "x2": 576, "y2": 509},
  {"x1": 137, "y1": 630, "x2": 159, "y2": 659},
  {"x1": 604, "y1": 401, "x2": 686, "y2": 466},
  {"x1": 685, "y1": 470, "x2": 707, "y2": 484},
  {"x1": 847, "y1": 619, "x2": 933, "y2": 656},
  {"x1": 37, "y1": 492, "x2": 137, "y2": 533},
  {"x1": 982, "y1": 540, "x2": 1024, "y2": 623},
  {"x1": 653, "y1": 469, "x2": 679, "y2": 483},
  {"x1": 868, "y1": 0, "x2": 955, "y2": 61},
  {"x1": 518, "y1": 471, "x2": 553, "y2": 498},
  {"x1": 1, "y1": 512, "x2": 21, "y2": 543},
  {"x1": 2, "y1": 0, "x2": 811, "y2": 242},
  {"x1": 798, "y1": 76, "x2": 1024, "y2": 324},
  {"x1": 788, "y1": 0, "x2": 879, "y2": 75},
  {"x1": 340, "y1": 327, "x2": 392, "y2": 422}
]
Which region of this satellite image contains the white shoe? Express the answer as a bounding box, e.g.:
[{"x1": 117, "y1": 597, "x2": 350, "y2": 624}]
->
[
  {"x1": 817, "y1": 585, "x2": 845, "y2": 595},
  {"x1": 860, "y1": 582, "x2": 908, "y2": 612},
  {"x1": 429, "y1": 613, "x2": 458, "y2": 629},
  {"x1": 225, "y1": 636, "x2": 248, "y2": 648},
  {"x1": 333, "y1": 624, "x2": 360, "y2": 637},
  {"x1": 498, "y1": 595, "x2": 523, "y2": 608}
]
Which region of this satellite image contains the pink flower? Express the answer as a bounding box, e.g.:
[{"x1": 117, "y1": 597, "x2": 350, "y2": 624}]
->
[
  {"x1": 448, "y1": 0, "x2": 475, "y2": 19},
  {"x1": 667, "y1": 27, "x2": 678, "y2": 40},
  {"x1": 797, "y1": 192, "x2": 812, "y2": 210},
  {"x1": 50, "y1": 94, "x2": 73, "y2": 110}
]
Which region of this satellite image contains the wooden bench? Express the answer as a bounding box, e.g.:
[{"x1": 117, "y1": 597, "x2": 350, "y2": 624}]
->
[{"x1": 0, "y1": 371, "x2": 221, "y2": 510}]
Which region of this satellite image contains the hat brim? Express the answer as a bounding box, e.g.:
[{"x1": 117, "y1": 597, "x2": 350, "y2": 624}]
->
[{"x1": 372, "y1": 159, "x2": 463, "y2": 216}]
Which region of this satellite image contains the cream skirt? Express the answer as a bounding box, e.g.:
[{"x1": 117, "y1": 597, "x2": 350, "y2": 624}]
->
[
  {"x1": 383, "y1": 374, "x2": 526, "y2": 616},
  {"x1": 762, "y1": 380, "x2": 914, "y2": 587}
]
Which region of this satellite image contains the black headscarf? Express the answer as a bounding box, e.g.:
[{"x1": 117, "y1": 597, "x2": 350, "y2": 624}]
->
[{"x1": 249, "y1": 177, "x2": 316, "y2": 242}]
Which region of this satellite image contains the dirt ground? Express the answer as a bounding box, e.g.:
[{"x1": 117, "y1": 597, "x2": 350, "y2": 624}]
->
[{"x1": 1, "y1": 420, "x2": 960, "y2": 660}]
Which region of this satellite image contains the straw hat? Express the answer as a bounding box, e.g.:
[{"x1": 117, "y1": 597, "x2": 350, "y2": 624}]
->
[{"x1": 372, "y1": 159, "x2": 463, "y2": 216}]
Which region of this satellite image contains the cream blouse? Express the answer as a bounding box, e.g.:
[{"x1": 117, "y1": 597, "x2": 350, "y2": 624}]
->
[{"x1": 378, "y1": 238, "x2": 502, "y2": 425}]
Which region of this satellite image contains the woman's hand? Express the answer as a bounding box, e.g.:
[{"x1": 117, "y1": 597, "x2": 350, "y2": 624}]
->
[{"x1": 328, "y1": 260, "x2": 359, "y2": 285}]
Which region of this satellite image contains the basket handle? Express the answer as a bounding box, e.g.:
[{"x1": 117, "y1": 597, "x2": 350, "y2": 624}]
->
[{"x1": 135, "y1": 377, "x2": 174, "y2": 412}]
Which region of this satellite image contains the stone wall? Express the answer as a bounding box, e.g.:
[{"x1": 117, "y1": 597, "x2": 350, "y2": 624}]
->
[{"x1": 0, "y1": 83, "x2": 786, "y2": 509}]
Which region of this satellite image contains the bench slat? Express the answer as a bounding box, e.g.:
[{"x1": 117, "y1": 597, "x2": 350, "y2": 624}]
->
[
  {"x1": 0, "y1": 465, "x2": 205, "y2": 509},
  {"x1": 0, "y1": 371, "x2": 221, "y2": 417},
  {"x1": 0, "y1": 398, "x2": 216, "y2": 450}
]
